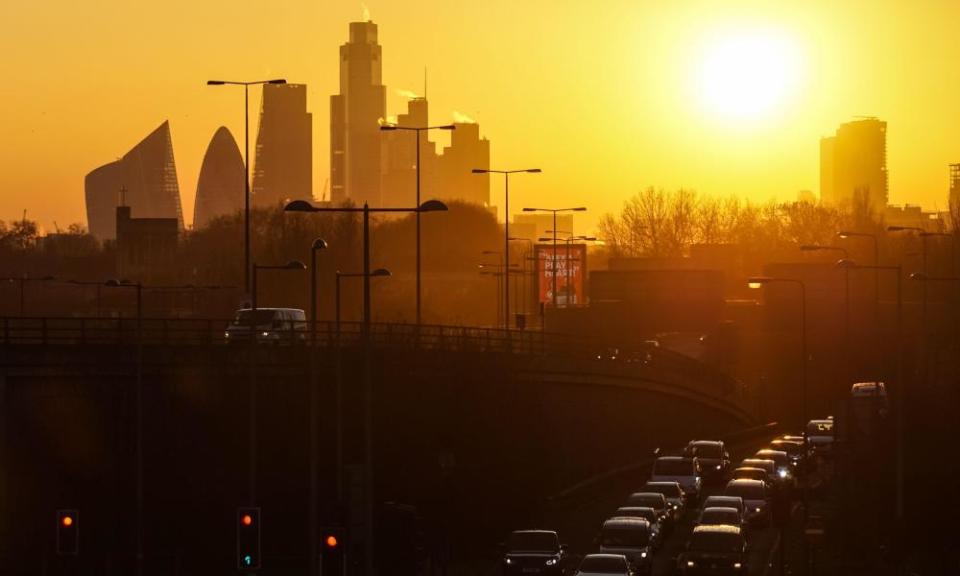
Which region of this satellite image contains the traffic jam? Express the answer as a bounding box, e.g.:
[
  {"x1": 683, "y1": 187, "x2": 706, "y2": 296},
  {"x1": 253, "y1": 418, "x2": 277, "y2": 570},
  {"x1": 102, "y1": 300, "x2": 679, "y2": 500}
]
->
[{"x1": 499, "y1": 419, "x2": 835, "y2": 576}]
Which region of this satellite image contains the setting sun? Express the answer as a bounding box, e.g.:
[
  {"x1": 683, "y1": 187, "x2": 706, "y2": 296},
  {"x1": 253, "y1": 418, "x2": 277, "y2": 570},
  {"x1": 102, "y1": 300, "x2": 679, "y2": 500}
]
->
[{"x1": 694, "y1": 28, "x2": 804, "y2": 123}]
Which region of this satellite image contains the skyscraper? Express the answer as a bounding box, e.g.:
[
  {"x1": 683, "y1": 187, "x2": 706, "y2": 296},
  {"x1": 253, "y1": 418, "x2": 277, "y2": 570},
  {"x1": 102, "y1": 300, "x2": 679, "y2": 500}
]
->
[
  {"x1": 193, "y1": 126, "x2": 245, "y2": 229},
  {"x1": 252, "y1": 83, "x2": 312, "y2": 208},
  {"x1": 438, "y1": 121, "x2": 490, "y2": 206},
  {"x1": 820, "y1": 118, "x2": 888, "y2": 214},
  {"x1": 380, "y1": 97, "x2": 438, "y2": 208},
  {"x1": 330, "y1": 20, "x2": 387, "y2": 207},
  {"x1": 84, "y1": 120, "x2": 183, "y2": 240}
]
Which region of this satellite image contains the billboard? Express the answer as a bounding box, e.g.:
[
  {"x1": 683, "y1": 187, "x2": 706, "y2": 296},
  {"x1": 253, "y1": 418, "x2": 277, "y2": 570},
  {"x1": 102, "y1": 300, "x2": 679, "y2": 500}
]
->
[{"x1": 535, "y1": 243, "x2": 587, "y2": 306}]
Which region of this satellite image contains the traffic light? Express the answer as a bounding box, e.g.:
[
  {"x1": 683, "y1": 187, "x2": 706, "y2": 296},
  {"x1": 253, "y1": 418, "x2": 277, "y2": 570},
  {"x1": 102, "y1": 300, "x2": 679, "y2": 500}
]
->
[
  {"x1": 236, "y1": 507, "x2": 261, "y2": 571},
  {"x1": 56, "y1": 509, "x2": 79, "y2": 556},
  {"x1": 320, "y1": 526, "x2": 345, "y2": 575}
]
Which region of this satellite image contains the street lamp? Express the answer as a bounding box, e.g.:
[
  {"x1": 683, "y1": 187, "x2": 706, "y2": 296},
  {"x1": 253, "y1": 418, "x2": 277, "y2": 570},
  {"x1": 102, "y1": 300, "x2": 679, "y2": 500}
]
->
[
  {"x1": 252, "y1": 260, "x2": 307, "y2": 312},
  {"x1": 309, "y1": 239, "x2": 329, "y2": 346},
  {"x1": 207, "y1": 78, "x2": 287, "y2": 295},
  {"x1": 1, "y1": 275, "x2": 57, "y2": 316},
  {"x1": 838, "y1": 259, "x2": 905, "y2": 562},
  {"x1": 473, "y1": 168, "x2": 541, "y2": 328},
  {"x1": 380, "y1": 123, "x2": 456, "y2": 326},
  {"x1": 748, "y1": 274, "x2": 809, "y2": 571},
  {"x1": 509, "y1": 237, "x2": 535, "y2": 317},
  {"x1": 336, "y1": 268, "x2": 392, "y2": 335},
  {"x1": 284, "y1": 198, "x2": 446, "y2": 576},
  {"x1": 103, "y1": 278, "x2": 143, "y2": 574},
  {"x1": 523, "y1": 206, "x2": 587, "y2": 309},
  {"x1": 307, "y1": 238, "x2": 326, "y2": 576}
]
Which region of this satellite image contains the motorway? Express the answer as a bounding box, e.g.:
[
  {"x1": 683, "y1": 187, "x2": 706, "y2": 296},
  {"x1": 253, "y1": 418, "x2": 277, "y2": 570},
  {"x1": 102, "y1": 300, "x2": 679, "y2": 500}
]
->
[{"x1": 529, "y1": 431, "x2": 789, "y2": 576}]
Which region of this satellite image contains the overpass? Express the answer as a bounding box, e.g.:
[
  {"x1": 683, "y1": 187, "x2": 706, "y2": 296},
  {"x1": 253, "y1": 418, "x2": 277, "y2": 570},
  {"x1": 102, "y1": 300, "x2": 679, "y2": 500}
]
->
[{"x1": 0, "y1": 316, "x2": 757, "y2": 574}]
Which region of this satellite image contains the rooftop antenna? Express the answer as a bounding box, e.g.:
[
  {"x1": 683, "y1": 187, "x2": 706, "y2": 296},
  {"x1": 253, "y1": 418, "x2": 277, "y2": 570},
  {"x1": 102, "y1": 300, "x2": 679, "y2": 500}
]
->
[
  {"x1": 424, "y1": 67, "x2": 428, "y2": 100},
  {"x1": 119, "y1": 185, "x2": 128, "y2": 207}
]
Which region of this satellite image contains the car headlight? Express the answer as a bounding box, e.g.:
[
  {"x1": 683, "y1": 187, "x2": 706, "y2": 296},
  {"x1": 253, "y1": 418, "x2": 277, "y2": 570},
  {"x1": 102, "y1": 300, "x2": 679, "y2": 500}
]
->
[
  {"x1": 716, "y1": 465, "x2": 722, "y2": 470},
  {"x1": 672, "y1": 503, "x2": 679, "y2": 509},
  {"x1": 224, "y1": 332, "x2": 230, "y2": 338},
  {"x1": 734, "y1": 562, "x2": 742, "y2": 569},
  {"x1": 261, "y1": 331, "x2": 270, "y2": 336},
  {"x1": 640, "y1": 551, "x2": 647, "y2": 558},
  {"x1": 686, "y1": 560, "x2": 695, "y2": 567},
  {"x1": 505, "y1": 558, "x2": 513, "y2": 565},
  {"x1": 755, "y1": 507, "x2": 762, "y2": 512},
  {"x1": 778, "y1": 468, "x2": 789, "y2": 478},
  {"x1": 545, "y1": 558, "x2": 558, "y2": 566}
]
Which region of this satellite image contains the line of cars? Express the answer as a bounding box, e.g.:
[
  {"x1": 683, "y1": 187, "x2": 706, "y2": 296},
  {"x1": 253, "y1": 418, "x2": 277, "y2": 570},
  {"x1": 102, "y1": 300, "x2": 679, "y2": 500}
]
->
[{"x1": 502, "y1": 426, "x2": 836, "y2": 576}]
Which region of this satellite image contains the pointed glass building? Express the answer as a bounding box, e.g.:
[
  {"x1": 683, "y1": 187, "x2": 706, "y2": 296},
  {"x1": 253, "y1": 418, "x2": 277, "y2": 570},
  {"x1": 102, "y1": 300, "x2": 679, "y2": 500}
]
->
[
  {"x1": 84, "y1": 121, "x2": 184, "y2": 239},
  {"x1": 193, "y1": 126, "x2": 244, "y2": 229}
]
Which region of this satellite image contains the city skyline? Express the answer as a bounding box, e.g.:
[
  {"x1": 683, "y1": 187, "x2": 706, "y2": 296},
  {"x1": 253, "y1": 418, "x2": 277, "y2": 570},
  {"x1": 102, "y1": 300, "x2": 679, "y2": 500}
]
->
[{"x1": 4, "y1": 2, "x2": 960, "y2": 234}]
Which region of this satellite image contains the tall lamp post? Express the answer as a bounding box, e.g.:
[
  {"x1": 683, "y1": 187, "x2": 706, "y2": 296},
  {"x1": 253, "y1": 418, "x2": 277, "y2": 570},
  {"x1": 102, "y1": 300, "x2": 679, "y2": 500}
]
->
[
  {"x1": 249, "y1": 260, "x2": 305, "y2": 511},
  {"x1": 472, "y1": 168, "x2": 541, "y2": 328},
  {"x1": 103, "y1": 279, "x2": 143, "y2": 574},
  {"x1": 748, "y1": 275, "x2": 809, "y2": 574},
  {"x1": 336, "y1": 269, "x2": 392, "y2": 336},
  {"x1": 285, "y1": 199, "x2": 447, "y2": 576},
  {"x1": 522, "y1": 207, "x2": 587, "y2": 309},
  {"x1": 307, "y1": 239, "x2": 327, "y2": 576},
  {"x1": 508, "y1": 237, "x2": 534, "y2": 317},
  {"x1": 481, "y1": 251, "x2": 504, "y2": 326},
  {"x1": 207, "y1": 78, "x2": 287, "y2": 295},
  {"x1": 837, "y1": 259, "x2": 904, "y2": 552},
  {"x1": 801, "y1": 245, "x2": 851, "y2": 385},
  {"x1": 379, "y1": 123, "x2": 455, "y2": 326}
]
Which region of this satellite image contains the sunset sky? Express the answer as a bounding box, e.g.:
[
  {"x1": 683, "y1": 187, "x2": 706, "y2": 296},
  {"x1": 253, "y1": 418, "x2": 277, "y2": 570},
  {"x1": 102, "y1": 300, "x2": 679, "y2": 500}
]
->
[{"x1": 2, "y1": 0, "x2": 959, "y2": 233}]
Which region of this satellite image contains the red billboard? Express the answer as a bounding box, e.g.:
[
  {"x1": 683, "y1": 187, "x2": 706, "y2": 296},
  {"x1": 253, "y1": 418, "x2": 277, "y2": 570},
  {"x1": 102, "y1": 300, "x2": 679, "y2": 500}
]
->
[{"x1": 535, "y1": 243, "x2": 587, "y2": 306}]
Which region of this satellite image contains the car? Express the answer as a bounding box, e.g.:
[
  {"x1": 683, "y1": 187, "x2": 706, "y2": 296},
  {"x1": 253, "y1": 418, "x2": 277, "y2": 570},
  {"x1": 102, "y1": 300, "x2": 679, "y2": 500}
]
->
[
  {"x1": 613, "y1": 507, "x2": 663, "y2": 548},
  {"x1": 754, "y1": 449, "x2": 794, "y2": 484},
  {"x1": 769, "y1": 438, "x2": 805, "y2": 466},
  {"x1": 225, "y1": 308, "x2": 307, "y2": 342},
  {"x1": 650, "y1": 456, "x2": 702, "y2": 503},
  {"x1": 625, "y1": 493, "x2": 674, "y2": 533},
  {"x1": 683, "y1": 440, "x2": 731, "y2": 482},
  {"x1": 502, "y1": 530, "x2": 565, "y2": 576},
  {"x1": 642, "y1": 481, "x2": 686, "y2": 517},
  {"x1": 695, "y1": 506, "x2": 743, "y2": 529},
  {"x1": 677, "y1": 525, "x2": 747, "y2": 574},
  {"x1": 806, "y1": 419, "x2": 835, "y2": 452},
  {"x1": 598, "y1": 518, "x2": 654, "y2": 573},
  {"x1": 851, "y1": 381, "x2": 889, "y2": 429},
  {"x1": 724, "y1": 479, "x2": 769, "y2": 527},
  {"x1": 575, "y1": 553, "x2": 635, "y2": 576},
  {"x1": 730, "y1": 466, "x2": 768, "y2": 484},
  {"x1": 702, "y1": 496, "x2": 745, "y2": 524},
  {"x1": 739, "y1": 458, "x2": 776, "y2": 486}
]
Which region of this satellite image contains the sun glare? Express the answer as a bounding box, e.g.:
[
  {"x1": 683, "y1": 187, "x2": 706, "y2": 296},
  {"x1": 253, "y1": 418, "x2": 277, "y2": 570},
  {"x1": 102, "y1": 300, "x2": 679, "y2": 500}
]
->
[{"x1": 695, "y1": 28, "x2": 803, "y2": 123}]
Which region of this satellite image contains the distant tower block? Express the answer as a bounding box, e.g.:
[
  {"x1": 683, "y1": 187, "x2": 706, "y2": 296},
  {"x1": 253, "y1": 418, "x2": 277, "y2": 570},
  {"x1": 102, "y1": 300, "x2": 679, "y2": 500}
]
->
[
  {"x1": 330, "y1": 20, "x2": 386, "y2": 207},
  {"x1": 950, "y1": 164, "x2": 960, "y2": 210},
  {"x1": 819, "y1": 117, "x2": 888, "y2": 214},
  {"x1": 252, "y1": 84, "x2": 312, "y2": 208}
]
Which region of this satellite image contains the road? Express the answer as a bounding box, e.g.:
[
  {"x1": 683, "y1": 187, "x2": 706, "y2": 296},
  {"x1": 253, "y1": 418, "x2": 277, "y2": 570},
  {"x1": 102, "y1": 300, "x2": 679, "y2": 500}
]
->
[{"x1": 542, "y1": 433, "x2": 786, "y2": 576}]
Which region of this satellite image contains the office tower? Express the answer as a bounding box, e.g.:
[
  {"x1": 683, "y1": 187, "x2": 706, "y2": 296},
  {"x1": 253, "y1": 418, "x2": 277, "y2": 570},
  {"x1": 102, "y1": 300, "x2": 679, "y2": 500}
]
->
[
  {"x1": 330, "y1": 20, "x2": 387, "y2": 207},
  {"x1": 438, "y1": 121, "x2": 490, "y2": 206},
  {"x1": 193, "y1": 127, "x2": 244, "y2": 229},
  {"x1": 380, "y1": 97, "x2": 439, "y2": 207},
  {"x1": 84, "y1": 120, "x2": 184, "y2": 240},
  {"x1": 252, "y1": 83, "x2": 312, "y2": 208},
  {"x1": 820, "y1": 118, "x2": 888, "y2": 213}
]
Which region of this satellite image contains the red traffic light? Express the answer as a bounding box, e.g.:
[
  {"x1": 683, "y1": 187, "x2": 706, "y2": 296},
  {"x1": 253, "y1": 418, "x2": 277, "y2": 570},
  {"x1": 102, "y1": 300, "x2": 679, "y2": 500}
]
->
[
  {"x1": 325, "y1": 534, "x2": 339, "y2": 548},
  {"x1": 61, "y1": 515, "x2": 74, "y2": 527},
  {"x1": 241, "y1": 514, "x2": 253, "y2": 526}
]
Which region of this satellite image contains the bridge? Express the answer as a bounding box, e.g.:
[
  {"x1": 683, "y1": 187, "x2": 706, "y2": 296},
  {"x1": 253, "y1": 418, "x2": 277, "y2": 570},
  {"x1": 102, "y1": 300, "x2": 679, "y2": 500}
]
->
[{"x1": 0, "y1": 316, "x2": 757, "y2": 574}]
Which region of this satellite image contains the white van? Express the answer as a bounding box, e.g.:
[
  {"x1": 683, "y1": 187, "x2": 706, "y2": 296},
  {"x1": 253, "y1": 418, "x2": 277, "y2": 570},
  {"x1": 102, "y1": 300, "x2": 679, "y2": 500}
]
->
[{"x1": 225, "y1": 308, "x2": 308, "y2": 342}]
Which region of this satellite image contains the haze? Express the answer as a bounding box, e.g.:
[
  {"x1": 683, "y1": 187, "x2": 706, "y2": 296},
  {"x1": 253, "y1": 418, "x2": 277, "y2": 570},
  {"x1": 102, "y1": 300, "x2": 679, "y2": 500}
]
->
[{"x1": 2, "y1": 0, "x2": 959, "y2": 232}]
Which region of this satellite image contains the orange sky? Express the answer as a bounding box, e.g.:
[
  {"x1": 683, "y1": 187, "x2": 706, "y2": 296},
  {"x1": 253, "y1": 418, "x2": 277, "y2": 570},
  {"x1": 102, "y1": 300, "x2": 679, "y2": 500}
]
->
[{"x1": 1, "y1": 1, "x2": 959, "y2": 234}]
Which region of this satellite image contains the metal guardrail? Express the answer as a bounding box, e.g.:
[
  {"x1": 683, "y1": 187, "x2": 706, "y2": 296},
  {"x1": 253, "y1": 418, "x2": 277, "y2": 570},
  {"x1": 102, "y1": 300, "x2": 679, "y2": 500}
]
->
[{"x1": 0, "y1": 316, "x2": 747, "y2": 408}]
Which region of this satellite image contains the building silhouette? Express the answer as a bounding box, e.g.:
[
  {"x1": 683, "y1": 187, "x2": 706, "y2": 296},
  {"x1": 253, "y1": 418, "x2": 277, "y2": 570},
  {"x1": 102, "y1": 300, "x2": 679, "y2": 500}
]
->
[
  {"x1": 331, "y1": 20, "x2": 386, "y2": 207},
  {"x1": 193, "y1": 127, "x2": 244, "y2": 229},
  {"x1": 512, "y1": 213, "x2": 575, "y2": 242},
  {"x1": 116, "y1": 205, "x2": 179, "y2": 283},
  {"x1": 252, "y1": 84, "x2": 312, "y2": 208},
  {"x1": 438, "y1": 121, "x2": 490, "y2": 206},
  {"x1": 950, "y1": 163, "x2": 960, "y2": 211},
  {"x1": 820, "y1": 118, "x2": 888, "y2": 213},
  {"x1": 381, "y1": 97, "x2": 436, "y2": 207},
  {"x1": 84, "y1": 121, "x2": 184, "y2": 240}
]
